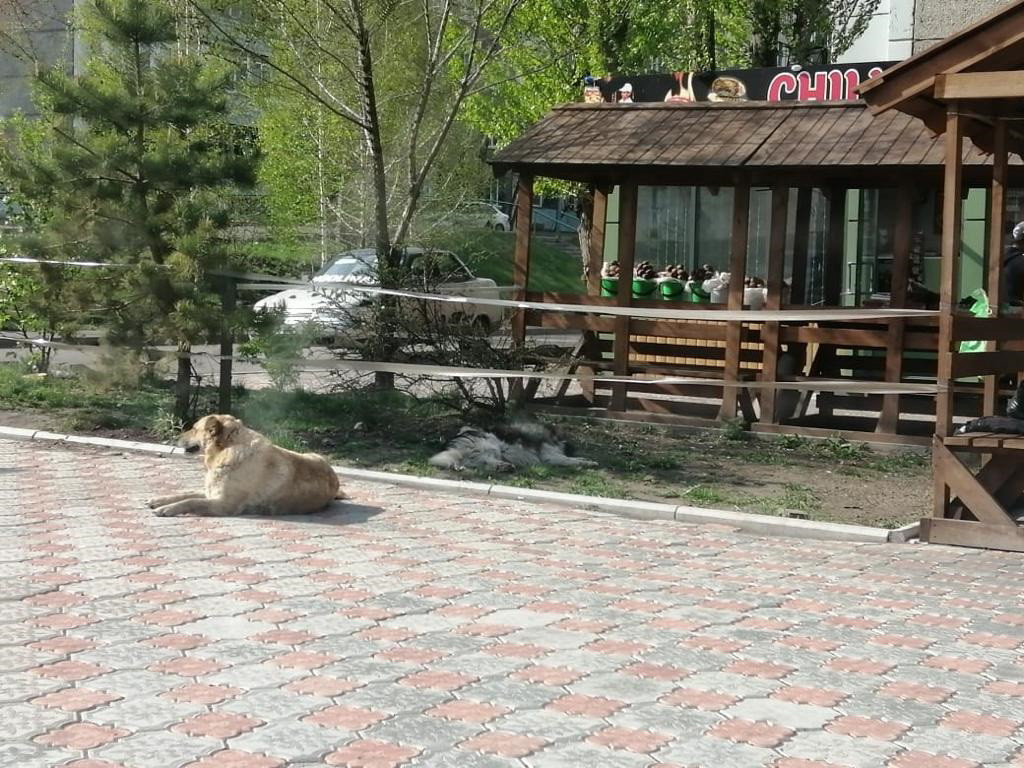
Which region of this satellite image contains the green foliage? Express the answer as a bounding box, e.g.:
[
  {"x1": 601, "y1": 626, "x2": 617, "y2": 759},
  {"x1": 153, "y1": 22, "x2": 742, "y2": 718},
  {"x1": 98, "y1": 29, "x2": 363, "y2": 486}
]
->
[
  {"x1": 747, "y1": 0, "x2": 882, "y2": 66},
  {"x1": 463, "y1": 0, "x2": 878, "y2": 148},
  {"x1": 721, "y1": 417, "x2": 750, "y2": 441},
  {"x1": 1, "y1": 0, "x2": 257, "y2": 418},
  {"x1": 463, "y1": 0, "x2": 751, "y2": 148},
  {"x1": 238, "y1": 310, "x2": 317, "y2": 390}
]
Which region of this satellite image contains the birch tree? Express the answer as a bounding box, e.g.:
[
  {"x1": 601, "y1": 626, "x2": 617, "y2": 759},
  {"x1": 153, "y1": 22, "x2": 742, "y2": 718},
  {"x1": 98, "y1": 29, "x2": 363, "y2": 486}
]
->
[{"x1": 190, "y1": 0, "x2": 526, "y2": 386}]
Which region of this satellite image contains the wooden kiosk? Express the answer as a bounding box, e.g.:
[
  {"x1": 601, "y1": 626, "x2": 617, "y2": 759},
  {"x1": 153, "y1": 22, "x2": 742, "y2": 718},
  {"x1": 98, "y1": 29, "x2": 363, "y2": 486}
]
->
[
  {"x1": 861, "y1": 0, "x2": 1024, "y2": 550},
  {"x1": 492, "y1": 3, "x2": 1024, "y2": 548},
  {"x1": 492, "y1": 100, "x2": 1022, "y2": 443}
]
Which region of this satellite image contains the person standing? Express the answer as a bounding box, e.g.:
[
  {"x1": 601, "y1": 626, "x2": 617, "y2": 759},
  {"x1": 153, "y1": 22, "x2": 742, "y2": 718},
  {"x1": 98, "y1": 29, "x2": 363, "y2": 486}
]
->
[{"x1": 1001, "y1": 221, "x2": 1024, "y2": 307}]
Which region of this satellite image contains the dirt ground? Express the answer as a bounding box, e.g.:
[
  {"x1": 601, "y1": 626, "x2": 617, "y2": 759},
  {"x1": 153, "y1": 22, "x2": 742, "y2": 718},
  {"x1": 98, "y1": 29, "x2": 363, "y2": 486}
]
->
[{"x1": 0, "y1": 405, "x2": 929, "y2": 529}]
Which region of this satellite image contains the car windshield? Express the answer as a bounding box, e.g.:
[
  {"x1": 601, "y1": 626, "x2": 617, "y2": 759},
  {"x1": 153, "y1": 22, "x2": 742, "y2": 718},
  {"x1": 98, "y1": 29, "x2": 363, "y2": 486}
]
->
[{"x1": 314, "y1": 254, "x2": 376, "y2": 283}]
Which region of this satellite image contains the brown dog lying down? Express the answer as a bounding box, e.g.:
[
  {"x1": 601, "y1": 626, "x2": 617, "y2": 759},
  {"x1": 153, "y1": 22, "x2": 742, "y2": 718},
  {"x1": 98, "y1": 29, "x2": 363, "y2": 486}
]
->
[{"x1": 147, "y1": 414, "x2": 346, "y2": 516}]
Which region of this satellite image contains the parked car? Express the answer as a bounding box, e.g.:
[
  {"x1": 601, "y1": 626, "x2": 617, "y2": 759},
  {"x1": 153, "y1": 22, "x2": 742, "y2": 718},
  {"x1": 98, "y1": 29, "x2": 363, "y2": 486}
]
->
[
  {"x1": 252, "y1": 246, "x2": 503, "y2": 341},
  {"x1": 457, "y1": 201, "x2": 510, "y2": 231},
  {"x1": 0, "y1": 196, "x2": 24, "y2": 233}
]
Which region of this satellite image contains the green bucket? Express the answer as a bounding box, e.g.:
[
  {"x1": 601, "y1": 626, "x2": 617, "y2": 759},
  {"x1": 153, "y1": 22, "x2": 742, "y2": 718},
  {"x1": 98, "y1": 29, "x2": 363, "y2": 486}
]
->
[
  {"x1": 659, "y1": 279, "x2": 684, "y2": 301},
  {"x1": 632, "y1": 278, "x2": 658, "y2": 300},
  {"x1": 600, "y1": 277, "x2": 618, "y2": 297},
  {"x1": 688, "y1": 283, "x2": 711, "y2": 303}
]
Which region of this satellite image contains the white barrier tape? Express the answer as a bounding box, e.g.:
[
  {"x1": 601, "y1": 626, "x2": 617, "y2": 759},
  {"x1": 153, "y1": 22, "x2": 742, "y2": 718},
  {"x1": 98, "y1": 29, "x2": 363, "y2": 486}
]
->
[
  {"x1": 240, "y1": 282, "x2": 940, "y2": 323},
  {"x1": 0, "y1": 335, "x2": 95, "y2": 351},
  {"x1": 0, "y1": 257, "x2": 136, "y2": 268},
  {"x1": 260, "y1": 359, "x2": 942, "y2": 395},
  {"x1": 3, "y1": 256, "x2": 937, "y2": 321},
  {"x1": 0, "y1": 335, "x2": 940, "y2": 394},
  {"x1": 2, "y1": 259, "x2": 303, "y2": 285}
]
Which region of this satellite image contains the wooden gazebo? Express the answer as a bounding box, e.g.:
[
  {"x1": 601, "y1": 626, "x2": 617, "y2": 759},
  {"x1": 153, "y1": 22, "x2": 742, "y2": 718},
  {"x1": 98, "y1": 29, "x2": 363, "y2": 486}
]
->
[
  {"x1": 492, "y1": 99, "x2": 1024, "y2": 446},
  {"x1": 862, "y1": 0, "x2": 1024, "y2": 550}
]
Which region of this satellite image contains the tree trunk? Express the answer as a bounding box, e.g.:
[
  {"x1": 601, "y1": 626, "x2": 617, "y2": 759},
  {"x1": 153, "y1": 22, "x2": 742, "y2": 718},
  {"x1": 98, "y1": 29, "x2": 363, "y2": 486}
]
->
[
  {"x1": 174, "y1": 343, "x2": 192, "y2": 424},
  {"x1": 351, "y1": 0, "x2": 396, "y2": 390},
  {"x1": 705, "y1": 7, "x2": 716, "y2": 70}
]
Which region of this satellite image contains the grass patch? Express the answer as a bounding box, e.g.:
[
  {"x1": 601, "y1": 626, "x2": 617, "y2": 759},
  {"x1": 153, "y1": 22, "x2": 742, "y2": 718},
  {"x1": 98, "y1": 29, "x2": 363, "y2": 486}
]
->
[
  {"x1": 0, "y1": 364, "x2": 929, "y2": 528},
  {"x1": 431, "y1": 230, "x2": 584, "y2": 293}
]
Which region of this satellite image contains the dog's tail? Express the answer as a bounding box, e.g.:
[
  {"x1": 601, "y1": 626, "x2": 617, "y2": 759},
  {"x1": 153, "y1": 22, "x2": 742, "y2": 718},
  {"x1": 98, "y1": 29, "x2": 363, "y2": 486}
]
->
[
  {"x1": 956, "y1": 415, "x2": 1024, "y2": 436},
  {"x1": 428, "y1": 449, "x2": 462, "y2": 470}
]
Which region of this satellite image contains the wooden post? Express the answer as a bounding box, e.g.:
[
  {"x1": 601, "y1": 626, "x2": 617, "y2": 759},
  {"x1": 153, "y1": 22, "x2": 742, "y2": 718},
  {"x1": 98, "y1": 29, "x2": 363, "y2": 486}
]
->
[
  {"x1": 218, "y1": 277, "x2": 236, "y2": 413},
  {"x1": 587, "y1": 187, "x2": 609, "y2": 295},
  {"x1": 760, "y1": 185, "x2": 789, "y2": 424},
  {"x1": 984, "y1": 118, "x2": 1008, "y2": 416},
  {"x1": 511, "y1": 174, "x2": 534, "y2": 348},
  {"x1": 610, "y1": 182, "x2": 638, "y2": 412},
  {"x1": 878, "y1": 184, "x2": 913, "y2": 434},
  {"x1": 817, "y1": 187, "x2": 847, "y2": 418},
  {"x1": 580, "y1": 186, "x2": 609, "y2": 404},
  {"x1": 937, "y1": 106, "x2": 963, "y2": 440},
  {"x1": 934, "y1": 104, "x2": 964, "y2": 520},
  {"x1": 790, "y1": 188, "x2": 812, "y2": 304},
  {"x1": 719, "y1": 179, "x2": 750, "y2": 420}
]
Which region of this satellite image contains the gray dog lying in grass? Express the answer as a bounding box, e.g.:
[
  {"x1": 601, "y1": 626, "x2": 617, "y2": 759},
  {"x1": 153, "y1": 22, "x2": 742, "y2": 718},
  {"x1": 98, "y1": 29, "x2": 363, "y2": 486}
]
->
[{"x1": 429, "y1": 420, "x2": 598, "y2": 473}]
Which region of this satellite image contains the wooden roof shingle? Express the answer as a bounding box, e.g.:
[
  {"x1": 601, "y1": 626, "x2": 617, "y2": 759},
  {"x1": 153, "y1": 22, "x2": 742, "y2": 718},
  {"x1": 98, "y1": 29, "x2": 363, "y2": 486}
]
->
[{"x1": 490, "y1": 100, "x2": 1007, "y2": 181}]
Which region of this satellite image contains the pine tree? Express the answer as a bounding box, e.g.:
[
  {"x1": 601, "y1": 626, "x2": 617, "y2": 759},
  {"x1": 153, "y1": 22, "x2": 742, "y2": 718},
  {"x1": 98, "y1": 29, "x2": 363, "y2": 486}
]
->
[{"x1": 1, "y1": 0, "x2": 257, "y2": 422}]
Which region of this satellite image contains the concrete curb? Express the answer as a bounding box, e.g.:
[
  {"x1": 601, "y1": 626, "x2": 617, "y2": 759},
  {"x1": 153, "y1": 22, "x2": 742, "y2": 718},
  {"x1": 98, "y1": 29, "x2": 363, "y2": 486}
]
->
[
  {"x1": 1, "y1": 425, "x2": 900, "y2": 545},
  {"x1": 0, "y1": 425, "x2": 184, "y2": 455},
  {"x1": 886, "y1": 521, "x2": 921, "y2": 543}
]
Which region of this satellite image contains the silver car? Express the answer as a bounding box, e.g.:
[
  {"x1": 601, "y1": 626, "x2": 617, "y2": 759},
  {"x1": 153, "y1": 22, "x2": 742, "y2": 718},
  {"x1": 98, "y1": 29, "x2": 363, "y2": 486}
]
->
[{"x1": 252, "y1": 247, "x2": 504, "y2": 339}]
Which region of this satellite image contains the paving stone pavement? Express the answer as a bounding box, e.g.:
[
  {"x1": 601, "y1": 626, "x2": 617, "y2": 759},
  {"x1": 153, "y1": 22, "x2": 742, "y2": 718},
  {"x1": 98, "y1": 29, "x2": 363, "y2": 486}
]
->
[{"x1": 2, "y1": 436, "x2": 1024, "y2": 767}]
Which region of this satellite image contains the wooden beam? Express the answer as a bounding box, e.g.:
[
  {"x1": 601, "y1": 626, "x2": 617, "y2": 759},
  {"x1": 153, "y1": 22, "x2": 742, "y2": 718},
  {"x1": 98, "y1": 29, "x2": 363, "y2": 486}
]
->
[
  {"x1": 759, "y1": 185, "x2": 789, "y2": 425},
  {"x1": 985, "y1": 118, "x2": 1008, "y2": 416},
  {"x1": 952, "y1": 350, "x2": 1024, "y2": 379},
  {"x1": 510, "y1": 174, "x2": 534, "y2": 348},
  {"x1": 936, "y1": 106, "x2": 963, "y2": 441},
  {"x1": 858, "y1": 7, "x2": 1024, "y2": 114},
  {"x1": 953, "y1": 315, "x2": 1024, "y2": 343},
  {"x1": 878, "y1": 184, "x2": 913, "y2": 434},
  {"x1": 935, "y1": 107, "x2": 964, "y2": 520},
  {"x1": 932, "y1": 437, "x2": 1017, "y2": 528},
  {"x1": 611, "y1": 183, "x2": 638, "y2": 411},
  {"x1": 934, "y1": 71, "x2": 1024, "y2": 100},
  {"x1": 719, "y1": 180, "x2": 750, "y2": 421},
  {"x1": 920, "y1": 517, "x2": 1024, "y2": 552}
]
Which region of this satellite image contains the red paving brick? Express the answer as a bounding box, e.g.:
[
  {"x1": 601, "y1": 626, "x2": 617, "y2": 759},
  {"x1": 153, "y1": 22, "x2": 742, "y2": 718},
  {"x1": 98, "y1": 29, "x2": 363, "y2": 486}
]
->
[{"x1": 3, "y1": 436, "x2": 1023, "y2": 768}]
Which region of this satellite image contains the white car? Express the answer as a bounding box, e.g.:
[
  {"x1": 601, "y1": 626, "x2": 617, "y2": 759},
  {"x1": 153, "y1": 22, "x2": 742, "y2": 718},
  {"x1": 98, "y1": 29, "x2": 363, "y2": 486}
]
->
[
  {"x1": 253, "y1": 247, "x2": 504, "y2": 339},
  {"x1": 460, "y1": 202, "x2": 510, "y2": 231}
]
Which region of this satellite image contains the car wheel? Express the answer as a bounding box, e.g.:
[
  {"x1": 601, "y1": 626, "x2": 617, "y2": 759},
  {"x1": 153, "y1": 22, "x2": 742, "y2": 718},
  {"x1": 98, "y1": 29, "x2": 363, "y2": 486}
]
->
[
  {"x1": 474, "y1": 315, "x2": 492, "y2": 335},
  {"x1": 493, "y1": 223, "x2": 504, "y2": 232}
]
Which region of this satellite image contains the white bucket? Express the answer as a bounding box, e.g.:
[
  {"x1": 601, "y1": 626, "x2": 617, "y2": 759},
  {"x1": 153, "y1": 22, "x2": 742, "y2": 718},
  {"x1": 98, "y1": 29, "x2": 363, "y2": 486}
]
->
[{"x1": 744, "y1": 287, "x2": 765, "y2": 309}]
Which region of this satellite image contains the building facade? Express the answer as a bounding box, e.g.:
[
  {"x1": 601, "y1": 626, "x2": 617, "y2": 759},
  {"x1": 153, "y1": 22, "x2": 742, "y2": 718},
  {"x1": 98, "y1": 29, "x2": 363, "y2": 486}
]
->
[
  {"x1": 0, "y1": 1, "x2": 81, "y2": 116},
  {"x1": 840, "y1": 0, "x2": 1011, "y2": 63}
]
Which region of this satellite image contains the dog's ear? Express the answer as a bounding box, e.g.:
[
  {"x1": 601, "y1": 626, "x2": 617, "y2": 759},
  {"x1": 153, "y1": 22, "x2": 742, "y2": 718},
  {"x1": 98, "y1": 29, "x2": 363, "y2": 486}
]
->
[{"x1": 204, "y1": 417, "x2": 224, "y2": 438}]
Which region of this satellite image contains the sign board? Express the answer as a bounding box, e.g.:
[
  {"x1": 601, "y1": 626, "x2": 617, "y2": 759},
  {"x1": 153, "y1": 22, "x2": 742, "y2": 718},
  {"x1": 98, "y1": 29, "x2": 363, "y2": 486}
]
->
[{"x1": 586, "y1": 63, "x2": 896, "y2": 104}]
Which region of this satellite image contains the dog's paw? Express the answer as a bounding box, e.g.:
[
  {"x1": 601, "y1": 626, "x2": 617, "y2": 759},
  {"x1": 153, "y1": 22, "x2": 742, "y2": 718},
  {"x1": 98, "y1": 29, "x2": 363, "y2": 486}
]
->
[
  {"x1": 152, "y1": 506, "x2": 177, "y2": 517},
  {"x1": 145, "y1": 498, "x2": 163, "y2": 509}
]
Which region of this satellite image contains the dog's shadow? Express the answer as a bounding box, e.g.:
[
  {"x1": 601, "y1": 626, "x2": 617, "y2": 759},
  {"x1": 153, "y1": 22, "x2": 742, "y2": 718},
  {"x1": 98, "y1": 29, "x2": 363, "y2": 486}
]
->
[{"x1": 247, "y1": 500, "x2": 383, "y2": 527}]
